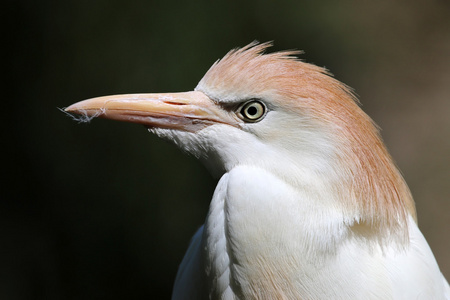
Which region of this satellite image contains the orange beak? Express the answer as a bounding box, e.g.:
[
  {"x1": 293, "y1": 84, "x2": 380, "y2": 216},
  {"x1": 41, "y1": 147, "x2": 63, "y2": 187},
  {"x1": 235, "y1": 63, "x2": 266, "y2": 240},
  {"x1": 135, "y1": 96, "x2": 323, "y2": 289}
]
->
[{"x1": 65, "y1": 91, "x2": 239, "y2": 132}]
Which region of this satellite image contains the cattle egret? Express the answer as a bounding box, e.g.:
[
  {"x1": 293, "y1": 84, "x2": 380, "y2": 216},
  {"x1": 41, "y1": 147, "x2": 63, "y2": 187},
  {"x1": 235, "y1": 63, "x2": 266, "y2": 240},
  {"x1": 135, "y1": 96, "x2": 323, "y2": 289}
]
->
[{"x1": 65, "y1": 42, "x2": 449, "y2": 299}]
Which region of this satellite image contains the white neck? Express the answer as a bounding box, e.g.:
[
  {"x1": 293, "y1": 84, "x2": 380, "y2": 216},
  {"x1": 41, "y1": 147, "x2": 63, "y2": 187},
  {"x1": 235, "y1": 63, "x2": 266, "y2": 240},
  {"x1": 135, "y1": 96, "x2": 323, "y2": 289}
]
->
[{"x1": 202, "y1": 165, "x2": 369, "y2": 299}]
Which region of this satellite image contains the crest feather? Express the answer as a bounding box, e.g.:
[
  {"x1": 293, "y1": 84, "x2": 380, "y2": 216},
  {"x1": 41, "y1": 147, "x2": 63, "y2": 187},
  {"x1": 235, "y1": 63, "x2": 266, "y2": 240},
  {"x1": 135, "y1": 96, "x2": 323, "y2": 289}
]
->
[{"x1": 197, "y1": 42, "x2": 416, "y2": 244}]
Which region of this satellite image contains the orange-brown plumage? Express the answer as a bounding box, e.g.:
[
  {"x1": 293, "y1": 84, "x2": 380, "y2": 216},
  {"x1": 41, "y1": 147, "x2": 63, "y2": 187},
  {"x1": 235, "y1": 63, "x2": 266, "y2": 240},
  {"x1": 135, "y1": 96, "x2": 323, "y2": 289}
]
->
[{"x1": 198, "y1": 42, "x2": 415, "y2": 243}]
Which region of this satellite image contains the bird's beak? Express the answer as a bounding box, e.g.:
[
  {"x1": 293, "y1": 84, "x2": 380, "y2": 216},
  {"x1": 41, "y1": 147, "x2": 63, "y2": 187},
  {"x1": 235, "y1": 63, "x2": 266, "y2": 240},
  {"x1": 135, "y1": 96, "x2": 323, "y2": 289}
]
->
[{"x1": 65, "y1": 91, "x2": 238, "y2": 132}]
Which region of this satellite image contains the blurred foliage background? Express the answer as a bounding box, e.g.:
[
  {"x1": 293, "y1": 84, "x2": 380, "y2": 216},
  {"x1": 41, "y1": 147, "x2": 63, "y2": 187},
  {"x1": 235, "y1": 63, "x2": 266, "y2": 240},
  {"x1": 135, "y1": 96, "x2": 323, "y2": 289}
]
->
[{"x1": 4, "y1": 0, "x2": 450, "y2": 298}]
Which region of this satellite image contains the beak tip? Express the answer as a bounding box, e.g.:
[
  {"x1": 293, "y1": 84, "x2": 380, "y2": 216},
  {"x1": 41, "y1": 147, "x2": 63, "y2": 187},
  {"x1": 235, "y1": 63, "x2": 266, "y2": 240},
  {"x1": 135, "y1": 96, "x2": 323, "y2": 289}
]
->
[
  {"x1": 64, "y1": 105, "x2": 75, "y2": 112},
  {"x1": 65, "y1": 104, "x2": 87, "y2": 113},
  {"x1": 64, "y1": 99, "x2": 99, "y2": 115}
]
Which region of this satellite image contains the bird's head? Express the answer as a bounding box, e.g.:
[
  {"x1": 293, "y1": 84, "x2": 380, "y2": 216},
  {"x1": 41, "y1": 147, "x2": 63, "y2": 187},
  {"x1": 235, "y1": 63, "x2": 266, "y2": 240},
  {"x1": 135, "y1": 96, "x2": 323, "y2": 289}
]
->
[{"x1": 66, "y1": 42, "x2": 415, "y2": 244}]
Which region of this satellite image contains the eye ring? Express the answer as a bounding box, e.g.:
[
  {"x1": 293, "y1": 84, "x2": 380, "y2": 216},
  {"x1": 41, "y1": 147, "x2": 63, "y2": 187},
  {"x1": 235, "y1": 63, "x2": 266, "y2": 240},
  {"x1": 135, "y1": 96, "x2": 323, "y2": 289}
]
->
[{"x1": 237, "y1": 100, "x2": 267, "y2": 123}]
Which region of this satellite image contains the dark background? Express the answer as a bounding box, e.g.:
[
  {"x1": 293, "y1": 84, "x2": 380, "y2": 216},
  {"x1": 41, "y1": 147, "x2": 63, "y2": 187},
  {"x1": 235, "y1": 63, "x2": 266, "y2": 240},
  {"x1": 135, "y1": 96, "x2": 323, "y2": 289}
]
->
[{"x1": 4, "y1": 0, "x2": 450, "y2": 299}]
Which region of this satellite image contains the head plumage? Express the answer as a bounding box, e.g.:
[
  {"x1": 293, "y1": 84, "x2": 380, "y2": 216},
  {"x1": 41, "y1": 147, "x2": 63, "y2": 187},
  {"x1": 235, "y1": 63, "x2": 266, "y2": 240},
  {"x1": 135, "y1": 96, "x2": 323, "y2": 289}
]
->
[{"x1": 197, "y1": 42, "x2": 416, "y2": 244}]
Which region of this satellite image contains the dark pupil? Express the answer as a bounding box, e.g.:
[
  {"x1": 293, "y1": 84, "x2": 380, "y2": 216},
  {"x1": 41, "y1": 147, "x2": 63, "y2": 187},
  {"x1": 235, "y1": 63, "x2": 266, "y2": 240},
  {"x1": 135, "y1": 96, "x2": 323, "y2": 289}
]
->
[{"x1": 246, "y1": 106, "x2": 258, "y2": 116}]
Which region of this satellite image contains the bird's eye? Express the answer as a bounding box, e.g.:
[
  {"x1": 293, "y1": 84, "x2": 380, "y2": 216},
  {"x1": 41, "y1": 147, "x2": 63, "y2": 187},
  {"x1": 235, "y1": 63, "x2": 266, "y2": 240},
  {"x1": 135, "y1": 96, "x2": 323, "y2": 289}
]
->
[{"x1": 238, "y1": 100, "x2": 267, "y2": 122}]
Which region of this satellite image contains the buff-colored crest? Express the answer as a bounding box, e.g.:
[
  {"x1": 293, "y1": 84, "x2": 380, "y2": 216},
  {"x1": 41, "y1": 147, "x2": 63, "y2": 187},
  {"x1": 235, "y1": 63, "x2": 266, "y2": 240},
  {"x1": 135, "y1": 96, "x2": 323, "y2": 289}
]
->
[{"x1": 197, "y1": 42, "x2": 416, "y2": 242}]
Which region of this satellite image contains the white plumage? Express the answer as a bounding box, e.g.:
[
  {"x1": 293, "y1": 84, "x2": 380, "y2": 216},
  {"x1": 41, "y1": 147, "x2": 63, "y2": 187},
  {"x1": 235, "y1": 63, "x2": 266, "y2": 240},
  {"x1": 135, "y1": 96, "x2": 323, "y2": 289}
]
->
[{"x1": 66, "y1": 42, "x2": 449, "y2": 299}]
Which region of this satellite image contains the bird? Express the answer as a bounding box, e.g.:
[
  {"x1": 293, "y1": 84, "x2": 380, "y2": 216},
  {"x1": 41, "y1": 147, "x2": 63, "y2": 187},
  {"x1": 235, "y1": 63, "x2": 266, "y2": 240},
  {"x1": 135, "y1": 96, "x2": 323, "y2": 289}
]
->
[{"x1": 65, "y1": 42, "x2": 449, "y2": 299}]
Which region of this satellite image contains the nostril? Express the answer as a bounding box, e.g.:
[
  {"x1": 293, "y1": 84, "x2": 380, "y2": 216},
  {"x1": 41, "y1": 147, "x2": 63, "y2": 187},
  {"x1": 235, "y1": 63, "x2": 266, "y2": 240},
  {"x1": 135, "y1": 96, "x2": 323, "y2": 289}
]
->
[{"x1": 164, "y1": 101, "x2": 187, "y2": 106}]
